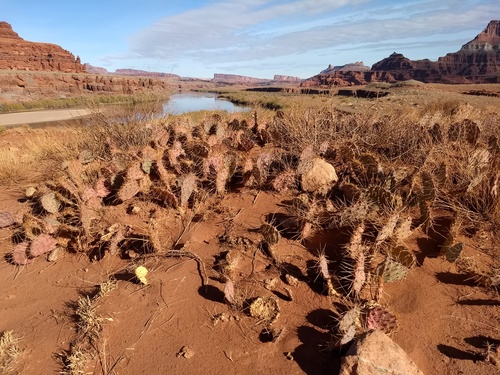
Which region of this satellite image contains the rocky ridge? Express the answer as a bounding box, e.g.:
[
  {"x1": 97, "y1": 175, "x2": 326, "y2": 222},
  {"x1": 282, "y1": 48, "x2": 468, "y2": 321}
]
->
[
  {"x1": 0, "y1": 21, "x2": 84, "y2": 73},
  {"x1": 303, "y1": 20, "x2": 500, "y2": 87}
]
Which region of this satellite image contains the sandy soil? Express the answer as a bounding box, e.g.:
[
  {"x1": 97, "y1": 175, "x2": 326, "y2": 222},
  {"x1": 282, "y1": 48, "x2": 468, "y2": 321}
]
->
[
  {"x1": 0, "y1": 85, "x2": 499, "y2": 375},
  {"x1": 0, "y1": 185, "x2": 498, "y2": 375},
  {"x1": 0, "y1": 109, "x2": 91, "y2": 127}
]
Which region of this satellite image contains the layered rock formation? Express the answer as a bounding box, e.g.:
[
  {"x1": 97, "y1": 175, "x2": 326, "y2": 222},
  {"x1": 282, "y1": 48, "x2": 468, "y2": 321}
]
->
[
  {"x1": 212, "y1": 73, "x2": 271, "y2": 85},
  {"x1": 83, "y1": 63, "x2": 109, "y2": 74},
  {"x1": 303, "y1": 20, "x2": 500, "y2": 87},
  {"x1": 0, "y1": 22, "x2": 84, "y2": 73},
  {"x1": 273, "y1": 75, "x2": 302, "y2": 83},
  {"x1": 320, "y1": 62, "x2": 370, "y2": 74},
  {"x1": 114, "y1": 69, "x2": 180, "y2": 78},
  {"x1": 0, "y1": 72, "x2": 177, "y2": 98}
]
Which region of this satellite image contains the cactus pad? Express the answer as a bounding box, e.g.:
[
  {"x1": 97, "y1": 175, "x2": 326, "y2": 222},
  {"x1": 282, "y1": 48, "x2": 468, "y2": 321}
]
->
[
  {"x1": 29, "y1": 234, "x2": 58, "y2": 258},
  {"x1": 377, "y1": 259, "x2": 408, "y2": 283},
  {"x1": 180, "y1": 174, "x2": 197, "y2": 207},
  {"x1": 40, "y1": 192, "x2": 61, "y2": 214},
  {"x1": 365, "y1": 306, "x2": 398, "y2": 334},
  {"x1": 338, "y1": 307, "x2": 361, "y2": 345},
  {"x1": 366, "y1": 186, "x2": 402, "y2": 209},
  {"x1": 261, "y1": 223, "x2": 280, "y2": 245},
  {"x1": 117, "y1": 179, "x2": 140, "y2": 202},
  {"x1": 390, "y1": 245, "x2": 416, "y2": 268},
  {"x1": 421, "y1": 171, "x2": 436, "y2": 201},
  {"x1": 0, "y1": 212, "x2": 14, "y2": 228},
  {"x1": 12, "y1": 242, "x2": 32, "y2": 265}
]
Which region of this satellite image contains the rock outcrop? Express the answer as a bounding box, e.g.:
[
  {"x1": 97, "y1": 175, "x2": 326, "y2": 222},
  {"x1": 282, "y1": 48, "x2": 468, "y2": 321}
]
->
[
  {"x1": 114, "y1": 69, "x2": 180, "y2": 78},
  {"x1": 212, "y1": 73, "x2": 272, "y2": 85},
  {"x1": 273, "y1": 75, "x2": 302, "y2": 83},
  {"x1": 84, "y1": 63, "x2": 109, "y2": 74},
  {"x1": 0, "y1": 72, "x2": 174, "y2": 97},
  {"x1": 321, "y1": 62, "x2": 370, "y2": 74},
  {"x1": 0, "y1": 21, "x2": 84, "y2": 73},
  {"x1": 340, "y1": 330, "x2": 424, "y2": 375},
  {"x1": 303, "y1": 20, "x2": 500, "y2": 87}
]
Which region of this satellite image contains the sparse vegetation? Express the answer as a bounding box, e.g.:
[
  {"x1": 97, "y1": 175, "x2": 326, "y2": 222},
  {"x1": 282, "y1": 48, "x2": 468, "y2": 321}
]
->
[
  {"x1": 0, "y1": 331, "x2": 24, "y2": 374},
  {"x1": 1, "y1": 87, "x2": 499, "y2": 374}
]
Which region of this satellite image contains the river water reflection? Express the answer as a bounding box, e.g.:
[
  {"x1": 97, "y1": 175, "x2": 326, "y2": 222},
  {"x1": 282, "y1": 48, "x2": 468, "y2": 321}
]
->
[{"x1": 162, "y1": 92, "x2": 248, "y2": 115}]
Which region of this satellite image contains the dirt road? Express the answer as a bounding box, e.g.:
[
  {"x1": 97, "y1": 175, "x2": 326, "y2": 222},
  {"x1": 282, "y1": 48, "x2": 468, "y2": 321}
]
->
[{"x1": 0, "y1": 108, "x2": 91, "y2": 126}]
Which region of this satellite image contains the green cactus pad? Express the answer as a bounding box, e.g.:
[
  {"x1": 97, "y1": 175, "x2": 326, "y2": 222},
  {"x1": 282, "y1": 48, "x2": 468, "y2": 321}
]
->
[{"x1": 377, "y1": 259, "x2": 408, "y2": 283}]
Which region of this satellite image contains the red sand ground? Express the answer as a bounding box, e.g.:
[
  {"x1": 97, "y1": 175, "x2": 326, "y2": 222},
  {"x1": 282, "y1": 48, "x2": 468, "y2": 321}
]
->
[{"x1": 0, "y1": 185, "x2": 498, "y2": 375}]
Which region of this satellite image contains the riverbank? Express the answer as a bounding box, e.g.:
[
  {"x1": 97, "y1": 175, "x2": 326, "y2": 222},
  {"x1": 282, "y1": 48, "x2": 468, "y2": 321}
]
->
[{"x1": 0, "y1": 108, "x2": 92, "y2": 127}]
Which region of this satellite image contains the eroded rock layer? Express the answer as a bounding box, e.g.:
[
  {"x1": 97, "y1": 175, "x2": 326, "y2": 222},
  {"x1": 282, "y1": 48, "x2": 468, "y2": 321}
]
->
[{"x1": 0, "y1": 22, "x2": 84, "y2": 73}]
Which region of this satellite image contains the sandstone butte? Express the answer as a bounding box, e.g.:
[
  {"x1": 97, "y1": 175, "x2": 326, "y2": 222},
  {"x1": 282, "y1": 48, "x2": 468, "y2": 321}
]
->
[
  {"x1": 0, "y1": 22, "x2": 192, "y2": 98},
  {"x1": 0, "y1": 21, "x2": 84, "y2": 73},
  {"x1": 302, "y1": 20, "x2": 500, "y2": 87}
]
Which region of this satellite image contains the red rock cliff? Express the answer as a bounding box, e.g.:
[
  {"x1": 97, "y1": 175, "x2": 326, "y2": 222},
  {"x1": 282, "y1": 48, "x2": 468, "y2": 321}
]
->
[
  {"x1": 303, "y1": 20, "x2": 500, "y2": 87},
  {"x1": 0, "y1": 21, "x2": 84, "y2": 73}
]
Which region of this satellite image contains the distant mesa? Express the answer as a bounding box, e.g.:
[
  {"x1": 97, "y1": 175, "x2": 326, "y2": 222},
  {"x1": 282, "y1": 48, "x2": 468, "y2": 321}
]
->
[
  {"x1": 320, "y1": 62, "x2": 370, "y2": 74},
  {"x1": 273, "y1": 74, "x2": 303, "y2": 83},
  {"x1": 0, "y1": 21, "x2": 84, "y2": 73},
  {"x1": 212, "y1": 73, "x2": 302, "y2": 85},
  {"x1": 303, "y1": 20, "x2": 500, "y2": 87},
  {"x1": 84, "y1": 63, "x2": 109, "y2": 74},
  {"x1": 84, "y1": 64, "x2": 181, "y2": 79},
  {"x1": 114, "y1": 68, "x2": 180, "y2": 78}
]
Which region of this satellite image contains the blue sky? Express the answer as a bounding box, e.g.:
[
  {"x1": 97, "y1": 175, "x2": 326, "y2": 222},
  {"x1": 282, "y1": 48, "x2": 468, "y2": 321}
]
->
[{"x1": 2, "y1": 0, "x2": 498, "y2": 79}]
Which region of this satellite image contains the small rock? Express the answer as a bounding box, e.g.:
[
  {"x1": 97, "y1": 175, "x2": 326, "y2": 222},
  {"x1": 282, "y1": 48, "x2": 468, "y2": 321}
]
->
[
  {"x1": 25, "y1": 186, "x2": 37, "y2": 198},
  {"x1": 177, "y1": 346, "x2": 194, "y2": 359},
  {"x1": 263, "y1": 278, "x2": 278, "y2": 290},
  {"x1": 285, "y1": 274, "x2": 299, "y2": 287},
  {"x1": 78, "y1": 150, "x2": 94, "y2": 164},
  {"x1": 299, "y1": 157, "x2": 338, "y2": 194},
  {"x1": 47, "y1": 246, "x2": 64, "y2": 262},
  {"x1": 339, "y1": 330, "x2": 424, "y2": 375}
]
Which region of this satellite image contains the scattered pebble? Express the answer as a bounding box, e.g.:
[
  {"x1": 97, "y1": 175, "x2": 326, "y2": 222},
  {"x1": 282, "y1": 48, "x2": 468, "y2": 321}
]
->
[
  {"x1": 285, "y1": 274, "x2": 299, "y2": 287},
  {"x1": 177, "y1": 346, "x2": 194, "y2": 359},
  {"x1": 47, "y1": 246, "x2": 64, "y2": 262}
]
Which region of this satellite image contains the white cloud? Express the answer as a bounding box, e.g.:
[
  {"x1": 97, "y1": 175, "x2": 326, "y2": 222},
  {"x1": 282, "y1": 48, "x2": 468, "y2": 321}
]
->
[{"x1": 118, "y1": 0, "x2": 497, "y2": 77}]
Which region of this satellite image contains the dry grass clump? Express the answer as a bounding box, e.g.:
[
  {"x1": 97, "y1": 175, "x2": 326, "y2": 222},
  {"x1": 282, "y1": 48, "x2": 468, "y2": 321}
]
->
[
  {"x1": 0, "y1": 128, "x2": 76, "y2": 185},
  {"x1": 61, "y1": 279, "x2": 117, "y2": 375},
  {"x1": 0, "y1": 330, "x2": 24, "y2": 373}
]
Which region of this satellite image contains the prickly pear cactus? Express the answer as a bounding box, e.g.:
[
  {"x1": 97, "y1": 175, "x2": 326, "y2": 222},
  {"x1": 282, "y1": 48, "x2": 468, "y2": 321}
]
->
[
  {"x1": 180, "y1": 173, "x2": 197, "y2": 207},
  {"x1": 366, "y1": 186, "x2": 402, "y2": 210},
  {"x1": 377, "y1": 259, "x2": 408, "y2": 283},
  {"x1": 338, "y1": 307, "x2": 361, "y2": 345},
  {"x1": 127, "y1": 162, "x2": 145, "y2": 181},
  {"x1": 0, "y1": 212, "x2": 14, "y2": 228},
  {"x1": 359, "y1": 152, "x2": 380, "y2": 179},
  {"x1": 375, "y1": 213, "x2": 399, "y2": 246},
  {"x1": 365, "y1": 306, "x2": 398, "y2": 334},
  {"x1": 421, "y1": 171, "x2": 436, "y2": 201},
  {"x1": 261, "y1": 223, "x2": 280, "y2": 245},
  {"x1": 440, "y1": 232, "x2": 463, "y2": 262},
  {"x1": 394, "y1": 216, "x2": 413, "y2": 242},
  {"x1": 141, "y1": 158, "x2": 153, "y2": 174},
  {"x1": 40, "y1": 192, "x2": 61, "y2": 214},
  {"x1": 389, "y1": 245, "x2": 416, "y2": 268},
  {"x1": 29, "y1": 234, "x2": 58, "y2": 258},
  {"x1": 117, "y1": 179, "x2": 140, "y2": 202},
  {"x1": 12, "y1": 242, "x2": 32, "y2": 265}
]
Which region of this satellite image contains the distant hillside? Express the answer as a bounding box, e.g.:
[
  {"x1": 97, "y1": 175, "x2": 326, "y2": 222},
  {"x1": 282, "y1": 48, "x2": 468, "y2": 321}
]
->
[{"x1": 303, "y1": 20, "x2": 500, "y2": 87}]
